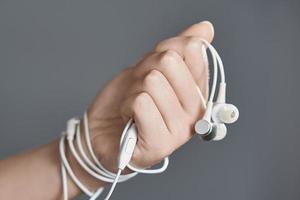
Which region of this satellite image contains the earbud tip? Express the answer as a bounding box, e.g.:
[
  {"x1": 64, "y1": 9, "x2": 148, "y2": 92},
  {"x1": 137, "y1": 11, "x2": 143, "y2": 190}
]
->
[
  {"x1": 212, "y1": 124, "x2": 227, "y2": 141},
  {"x1": 222, "y1": 104, "x2": 239, "y2": 124},
  {"x1": 213, "y1": 104, "x2": 239, "y2": 124}
]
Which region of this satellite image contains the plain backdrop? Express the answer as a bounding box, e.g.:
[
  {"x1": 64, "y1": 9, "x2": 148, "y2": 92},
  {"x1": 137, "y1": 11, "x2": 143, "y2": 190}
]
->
[{"x1": 1, "y1": 0, "x2": 300, "y2": 200}]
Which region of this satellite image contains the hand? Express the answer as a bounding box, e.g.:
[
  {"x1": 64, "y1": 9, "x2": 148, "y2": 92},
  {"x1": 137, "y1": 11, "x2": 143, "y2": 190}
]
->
[{"x1": 87, "y1": 21, "x2": 214, "y2": 172}]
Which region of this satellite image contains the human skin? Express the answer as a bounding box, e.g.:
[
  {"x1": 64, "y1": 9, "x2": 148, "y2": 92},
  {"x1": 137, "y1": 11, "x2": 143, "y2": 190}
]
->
[{"x1": 0, "y1": 21, "x2": 214, "y2": 199}]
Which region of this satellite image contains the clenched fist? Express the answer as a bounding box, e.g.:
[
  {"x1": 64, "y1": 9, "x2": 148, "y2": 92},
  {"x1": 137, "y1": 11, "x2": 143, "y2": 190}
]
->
[{"x1": 86, "y1": 21, "x2": 214, "y2": 174}]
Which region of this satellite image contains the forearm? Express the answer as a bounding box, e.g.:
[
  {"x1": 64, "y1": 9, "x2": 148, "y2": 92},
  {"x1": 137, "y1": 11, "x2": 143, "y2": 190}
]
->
[{"x1": 0, "y1": 139, "x2": 102, "y2": 200}]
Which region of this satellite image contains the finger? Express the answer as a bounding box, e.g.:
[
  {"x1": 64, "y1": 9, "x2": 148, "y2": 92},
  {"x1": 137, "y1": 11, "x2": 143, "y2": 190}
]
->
[
  {"x1": 133, "y1": 50, "x2": 203, "y2": 117},
  {"x1": 154, "y1": 21, "x2": 214, "y2": 100},
  {"x1": 155, "y1": 36, "x2": 210, "y2": 99},
  {"x1": 129, "y1": 69, "x2": 186, "y2": 135},
  {"x1": 120, "y1": 92, "x2": 172, "y2": 166}
]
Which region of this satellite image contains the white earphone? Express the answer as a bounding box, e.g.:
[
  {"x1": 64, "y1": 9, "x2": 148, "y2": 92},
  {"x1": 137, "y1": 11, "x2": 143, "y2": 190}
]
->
[
  {"x1": 59, "y1": 39, "x2": 239, "y2": 200},
  {"x1": 194, "y1": 40, "x2": 239, "y2": 141}
]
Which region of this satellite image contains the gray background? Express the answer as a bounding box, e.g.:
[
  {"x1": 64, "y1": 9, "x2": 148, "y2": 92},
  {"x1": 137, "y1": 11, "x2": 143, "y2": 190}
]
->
[{"x1": 0, "y1": 0, "x2": 299, "y2": 199}]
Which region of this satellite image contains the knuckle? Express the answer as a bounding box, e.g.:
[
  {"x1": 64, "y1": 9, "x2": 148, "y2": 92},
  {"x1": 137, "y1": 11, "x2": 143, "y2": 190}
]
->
[
  {"x1": 154, "y1": 37, "x2": 177, "y2": 51},
  {"x1": 143, "y1": 70, "x2": 163, "y2": 88},
  {"x1": 132, "y1": 92, "x2": 151, "y2": 111},
  {"x1": 185, "y1": 37, "x2": 203, "y2": 52},
  {"x1": 158, "y1": 50, "x2": 181, "y2": 66}
]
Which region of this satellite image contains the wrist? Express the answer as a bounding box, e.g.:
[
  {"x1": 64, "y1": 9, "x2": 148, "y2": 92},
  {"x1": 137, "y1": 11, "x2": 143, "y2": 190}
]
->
[
  {"x1": 88, "y1": 112, "x2": 137, "y2": 174},
  {"x1": 88, "y1": 116, "x2": 122, "y2": 173},
  {"x1": 65, "y1": 121, "x2": 107, "y2": 192}
]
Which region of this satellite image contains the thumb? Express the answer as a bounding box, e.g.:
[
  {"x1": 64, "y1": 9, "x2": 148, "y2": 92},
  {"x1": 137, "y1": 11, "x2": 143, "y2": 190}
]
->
[{"x1": 178, "y1": 21, "x2": 214, "y2": 42}]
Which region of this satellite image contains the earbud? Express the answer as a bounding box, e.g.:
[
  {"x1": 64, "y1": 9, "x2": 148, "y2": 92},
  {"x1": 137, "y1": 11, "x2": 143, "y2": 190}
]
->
[
  {"x1": 194, "y1": 40, "x2": 239, "y2": 141},
  {"x1": 195, "y1": 119, "x2": 212, "y2": 136},
  {"x1": 195, "y1": 102, "x2": 238, "y2": 141},
  {"x1": 212, "y1": 103, "x2": 239, "y2": 124},
  {"x1": 195, "y1": 120, "x2": 227, "y2": 141},
  {"x1": 211, "y1": 123, "x2": 227, "y2": 141}
]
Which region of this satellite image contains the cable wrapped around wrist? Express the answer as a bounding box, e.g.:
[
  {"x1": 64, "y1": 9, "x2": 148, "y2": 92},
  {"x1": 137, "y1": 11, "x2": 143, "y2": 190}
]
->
[{"x1": 59, "y1": 112, "x2": 169, "y2": 200}]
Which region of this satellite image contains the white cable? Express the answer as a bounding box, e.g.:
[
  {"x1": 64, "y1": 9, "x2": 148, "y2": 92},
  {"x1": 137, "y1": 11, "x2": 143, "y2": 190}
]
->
[
  {"x1": 201, "y1": 39, "x2": 225, "y2": 83},
  {"x1": 200, "y1": 39, "x2": 226, "y2": 106},
  {"x1": 214, "y1": 49, "x2": 225, "y2": 83},
  {"x1": 61, "y1": 163, "x2": 68, "y2": 200},
  {"x1": 127, "y1": 157, "x2": 169, "y2": 174},
  {"x1": 62, "y1": 118, "x2": 139, "y2": 199},
  {"x1": 59, "y1": 39, "x2": 223, "y2": 200},
  {"x1": 104, "y1": 170, "x2": 122, "y2": 200},
  {"x1": 200, "y1": 39, "x2": 218, "y2": 103},
  {"x1": 67, "y1": 129, "x2": 117, "y2": 183},
  {"x1": 60, "y1": 134, "x2": 94, "y2": 197},
  {"x1": 90, "y1": 188, "x2": 105, "y2": 200},
  {"x1": 60, "y1": 114, "x2": 167, "y2": 200},
  {"x1": 83, "y1": 114, "x2": 118, "y2": 176},
  {"x1": 67, "y1": 124, "x2": 136, "y2": 183},
  {"x1": 83, "y1": 113, "x2": 138, "y2": 181}
]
